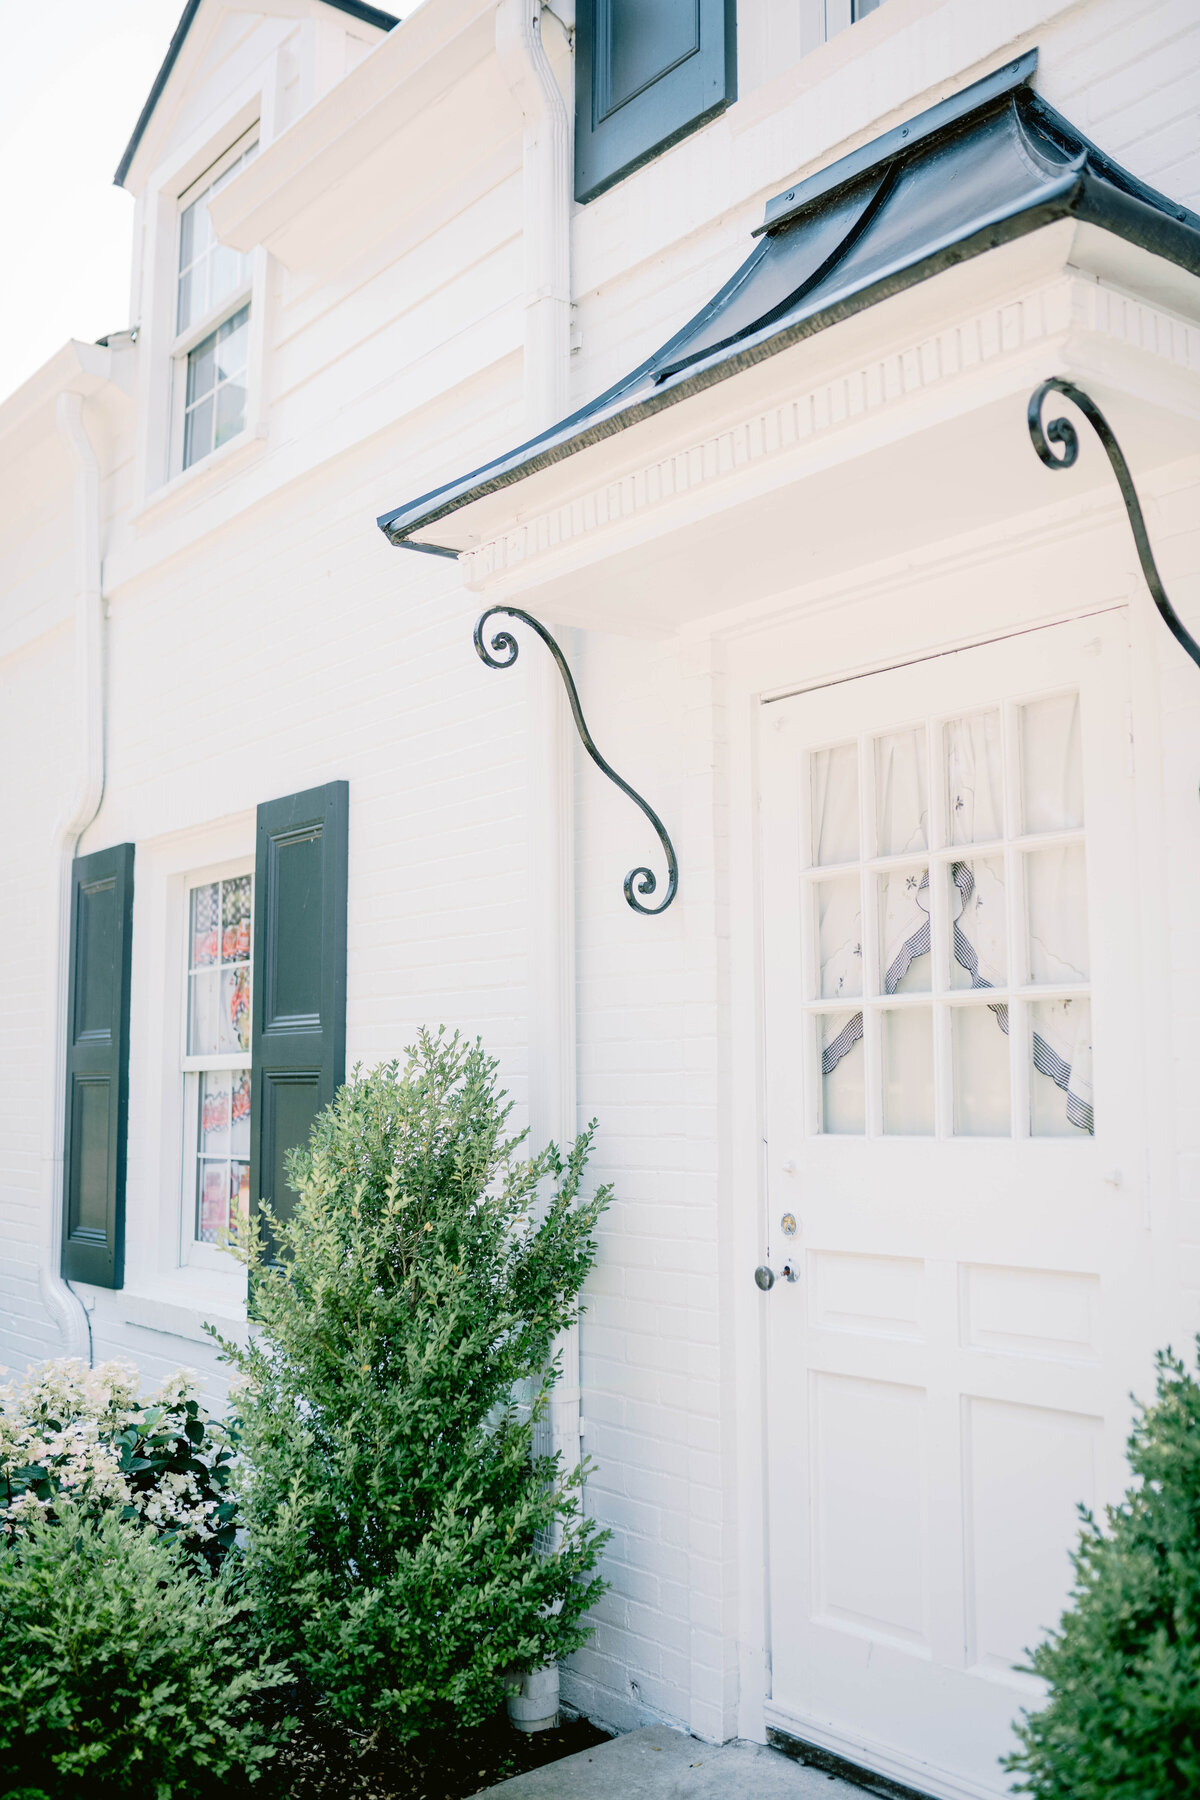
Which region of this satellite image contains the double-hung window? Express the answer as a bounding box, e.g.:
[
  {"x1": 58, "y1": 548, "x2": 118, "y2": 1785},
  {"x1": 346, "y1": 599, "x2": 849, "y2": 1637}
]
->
[
  {"x1": 173, "y1": 131, "x2": 258, "y2": 474},
  {"x1": 181, "y1": 870, "x2": 253, "y2": 1257}
]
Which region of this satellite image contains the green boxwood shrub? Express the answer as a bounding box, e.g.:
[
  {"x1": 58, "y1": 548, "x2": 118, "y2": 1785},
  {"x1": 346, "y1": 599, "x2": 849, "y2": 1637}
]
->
[
  {"x1": 1007, "y1": 1342, "x2": 1200, "y2": 1796},
  {"x1": 0, "y1": 1501, "x2": 291, "y2": 1798},
  {"x1": 217, "y1": 1030, "x2": 611, "y2": 1744}
]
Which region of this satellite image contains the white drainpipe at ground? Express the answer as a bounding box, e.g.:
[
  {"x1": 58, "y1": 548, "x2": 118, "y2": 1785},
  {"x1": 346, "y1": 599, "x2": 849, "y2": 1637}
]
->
[
  {"x1": 494, "y1": 0, "x2": 579, "y2": 1735},
  {"x1": 40, "y1": 357, "x2": 124, "y2": 1363}
]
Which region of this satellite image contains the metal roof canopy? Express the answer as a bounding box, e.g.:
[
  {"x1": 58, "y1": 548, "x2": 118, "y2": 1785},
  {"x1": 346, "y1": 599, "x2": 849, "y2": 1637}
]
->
[{"x1": 377, "y1": 48, "x2": 1200, "y2": 557}]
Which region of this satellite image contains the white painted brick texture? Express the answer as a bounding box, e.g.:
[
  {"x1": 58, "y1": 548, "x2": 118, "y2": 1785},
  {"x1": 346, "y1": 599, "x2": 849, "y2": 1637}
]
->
[{"x1": 1, "y1": 0, "x2": 1198, "y2": 1750}]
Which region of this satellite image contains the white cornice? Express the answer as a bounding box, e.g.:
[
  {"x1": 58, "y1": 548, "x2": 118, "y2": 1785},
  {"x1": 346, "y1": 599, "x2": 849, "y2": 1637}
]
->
[
  {"x1": 447, "y1": 249, "x2": 1200, "y2": 628},
  {"x1": 208, "y1": 0, "x2": 498, "y2": 264}
]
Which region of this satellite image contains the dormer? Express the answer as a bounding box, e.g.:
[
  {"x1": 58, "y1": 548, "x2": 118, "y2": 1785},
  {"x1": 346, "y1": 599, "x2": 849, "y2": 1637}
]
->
[{"x1": 115, "y1": 0, "x2": 396, "y2": 508}]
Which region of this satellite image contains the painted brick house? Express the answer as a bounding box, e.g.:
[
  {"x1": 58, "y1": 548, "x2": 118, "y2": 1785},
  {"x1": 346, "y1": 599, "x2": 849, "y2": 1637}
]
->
[{"x1": 2, "y1": 1, "x2": 1199, "y2": 1794}]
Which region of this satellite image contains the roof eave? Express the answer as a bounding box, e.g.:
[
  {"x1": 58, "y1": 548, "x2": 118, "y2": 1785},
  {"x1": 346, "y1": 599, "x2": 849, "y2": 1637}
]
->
[{"x1": 114, "y1": 0, "x2": 399, "y2": 192}]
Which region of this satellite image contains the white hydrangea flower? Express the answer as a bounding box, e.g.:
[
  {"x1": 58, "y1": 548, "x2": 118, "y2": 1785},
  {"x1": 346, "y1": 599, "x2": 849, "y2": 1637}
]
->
[{"x1": 1, "y1": 1356, "x2": 230, "y2": 1546}]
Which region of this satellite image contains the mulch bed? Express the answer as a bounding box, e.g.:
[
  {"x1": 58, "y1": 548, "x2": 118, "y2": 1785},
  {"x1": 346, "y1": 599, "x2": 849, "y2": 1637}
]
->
[{"x1": 256, "y1": 1692, "x2": 613, "y2": 1799}]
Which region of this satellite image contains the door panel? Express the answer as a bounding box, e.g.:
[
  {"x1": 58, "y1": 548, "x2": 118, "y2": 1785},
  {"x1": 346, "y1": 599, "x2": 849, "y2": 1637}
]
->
[{"x1": 760, "y1": 615, "x2": 1145, "y2": 1800}]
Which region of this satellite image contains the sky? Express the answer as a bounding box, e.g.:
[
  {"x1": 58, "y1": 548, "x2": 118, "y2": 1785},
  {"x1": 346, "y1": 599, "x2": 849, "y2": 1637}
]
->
[
  {"x1": 0, "y1": 0, "x2": 419, "y2": 408},
  {"x1": 0, "y1": 0, "x2": 185, "y2": 404}
]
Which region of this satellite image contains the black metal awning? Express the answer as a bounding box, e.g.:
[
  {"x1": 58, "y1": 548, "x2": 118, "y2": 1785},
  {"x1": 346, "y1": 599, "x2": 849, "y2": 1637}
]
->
[{"x1": 377, "y1": 49, "x2": 1200, "y2": 556}]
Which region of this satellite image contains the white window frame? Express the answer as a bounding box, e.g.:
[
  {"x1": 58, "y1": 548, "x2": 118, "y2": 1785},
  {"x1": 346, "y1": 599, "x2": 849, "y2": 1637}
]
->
[
  {"x1": 169, "y1": 126, "x2": 260, "y2": 480},
  {"x1": 178, "y1": 855, "x2": 255, "y2": 1273}
]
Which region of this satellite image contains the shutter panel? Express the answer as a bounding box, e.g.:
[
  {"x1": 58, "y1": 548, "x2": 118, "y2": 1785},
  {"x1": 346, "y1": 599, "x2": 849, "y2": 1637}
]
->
[
  {"x1": 62, "y1": 843, "x2": 135, "y2": 1289},
  {"x1": 575, "y1": 0, "x2": 737, "y2": 204},
  {"x1": 249, "y1": 782, "x2": 348, "y2": 1248}
]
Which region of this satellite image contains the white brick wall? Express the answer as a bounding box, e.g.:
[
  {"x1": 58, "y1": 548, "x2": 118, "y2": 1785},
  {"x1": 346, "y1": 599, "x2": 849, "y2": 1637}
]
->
[{"x1": 1, "y1": 0, "x2": 1199, "y2": 1753}]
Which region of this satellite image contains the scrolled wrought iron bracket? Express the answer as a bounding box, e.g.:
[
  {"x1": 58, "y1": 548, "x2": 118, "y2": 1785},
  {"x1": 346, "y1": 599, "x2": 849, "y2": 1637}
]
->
[
  {"x1": 474, "y1": 605, "x2": 679, "y2": 915},
  {"x1": 1027, "y1": 377, "x2": 1200, "y2": 673}
]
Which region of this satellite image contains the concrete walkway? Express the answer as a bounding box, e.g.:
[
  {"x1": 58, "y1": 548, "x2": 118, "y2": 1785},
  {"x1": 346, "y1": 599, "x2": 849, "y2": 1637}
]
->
[{"x1": 476, "y1": 1725, "x2": 876, "y2": 1799}]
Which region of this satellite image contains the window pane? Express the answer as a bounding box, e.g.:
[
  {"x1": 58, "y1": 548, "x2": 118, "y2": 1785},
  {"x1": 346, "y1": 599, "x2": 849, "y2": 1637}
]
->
[
  {"x1": 953, "y1": 1004, "x2": 1010, "y2": 1136},
  {"x1": 882, "y1": 1008, "x2": 933, "y2": 1134},
  {"x1": 179, "y1": 197, "x2": 198, "y2": 273},
  {"x1": 186, "y1": 334, "x2": 216, "y2": 404},
  {"x1": 188, "y1": 968, "x2": 220, "y2": 1056},
  {"x1": 875, "y1": 727, "x2": 928, "y2": 855},
  {"x1": 817, "y1": 876, "x2": 862, "y2": 1000},
  {"x1": 209, "y1": 241, "x2": 243, "y2": 312},
  {"x1": 879, "y1": 866, "x2": 930, "y2": 994},
  {"x1": 216, "y1": 305, "x2": 249, "y2": 378},
  {"x1": 198, "y1": 1161, "x2": 229, "y2": 1242},
  {"x1": 221, "y1": 876, "x2": 251, "y2": 962},
  {"x1": 176, "y1": 267, "x2": 195, "y2": 336},
  {"x1": 950, "y1": 857, "x2": 1005, "y2": 990},
  {"x1": 183, "y1": 395, "x2": 214, "y2": 470},
  {"x1": 177, "y1": 143, "x2": 256, "y2": 338},
  {"x1": 820, "y1": 1011, "x2": 864, "y2": 1134},
  {"x1": 190, "y1": 882, "x2": 219, "y2": 966},
  {"x1": 230, "y1": 1070, "x2": 251, "y2": 1158},
  {"x1": 1031, "y1": 998, "x2": 1094, "y2": 1136},
  {"x1": 201, "y1": 1072, "x2": 231, "y2": 1155},
  {"x1": 1021, "y1": 692, "x2": 1083, "y2": 834},
  {"x1": 230, "y1": 1162, "x2": 250, "y2": 1238},
  {"x1": 219, "y1": 966, "x2": 251, "y2": 1053},
  {"x1": 214, "y1": 378, "x2": 247, "y2": 449},
  {"x1": 812, "y1": 743, "x2": 859, "y2": 866},
  {"x1": 945, "y1": 709, "x2": 1003, "y2": 845},
  {"x1": 1025, "y1": 844, "x2": 1089, "y2": 984}
]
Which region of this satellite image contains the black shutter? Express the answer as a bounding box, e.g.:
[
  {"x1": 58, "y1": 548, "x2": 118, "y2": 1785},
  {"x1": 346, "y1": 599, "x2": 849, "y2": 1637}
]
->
[
  {"x1": 575, "y1": 0, "x2": 737, "y2": 204},
  {"x1": 62, "y1": 843, "x2": 135, "y2": 1289},
  {"x1": 249, "y1": 782, "x2": 348, "y2": 1247}
]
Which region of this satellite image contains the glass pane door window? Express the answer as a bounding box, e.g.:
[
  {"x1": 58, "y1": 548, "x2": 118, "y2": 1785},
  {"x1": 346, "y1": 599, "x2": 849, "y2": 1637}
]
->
[
  {"x1": 804, "y1": 692, "x2": 1092, "y2": 1139},
  {"x1": 183, "y1": 874, "x2": 252, "y2": 1248}
]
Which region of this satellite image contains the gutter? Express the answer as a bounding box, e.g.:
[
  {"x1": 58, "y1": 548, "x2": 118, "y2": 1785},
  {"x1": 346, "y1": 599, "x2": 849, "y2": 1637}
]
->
[
  {"x1": 36, "y1": 347, "x2": 130, "y2": 1363},
  {"x1": 494, "y1": 0, "x2": 579, "y2": 1735}
]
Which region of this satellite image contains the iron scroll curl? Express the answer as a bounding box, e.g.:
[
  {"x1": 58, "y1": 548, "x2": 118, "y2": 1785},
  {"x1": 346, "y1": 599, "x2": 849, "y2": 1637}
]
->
[
  {"x1": 1027, "y1": 377, "x2": 1200, "y2": 672},
  {"x1": 473, "y1": 606, "x2": 679, "y2": 916}
]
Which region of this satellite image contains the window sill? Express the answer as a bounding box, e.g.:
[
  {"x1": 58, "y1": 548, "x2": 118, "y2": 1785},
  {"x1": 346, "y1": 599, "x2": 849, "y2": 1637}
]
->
[
  {"x1": 131, "y1": 425, "x2": 267, "y2": 533},
  {"x1": 77, "y1": 1268, "x2": 249, "y2": 1355}
]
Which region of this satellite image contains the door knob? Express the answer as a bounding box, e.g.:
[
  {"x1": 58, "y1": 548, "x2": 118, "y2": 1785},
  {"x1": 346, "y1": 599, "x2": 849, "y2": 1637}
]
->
[{"x1": 754, "y1": 1262, "x2": 798, "y2": 1291}]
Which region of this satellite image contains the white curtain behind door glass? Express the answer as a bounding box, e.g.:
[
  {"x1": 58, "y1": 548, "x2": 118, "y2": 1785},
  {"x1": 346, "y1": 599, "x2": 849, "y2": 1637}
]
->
[
  {"x1": 875, "y1": 728, "x2": 928, "y2": 855},
  {"x1": 812, "y1": 742, "x2": 859, "y2": 865},
  {"x1": 946, "y1": 709, "x2": 1003, "y2": 846},
  {"x1": 811, "y1": 692, "x2": 1093, "y2": 1136}
]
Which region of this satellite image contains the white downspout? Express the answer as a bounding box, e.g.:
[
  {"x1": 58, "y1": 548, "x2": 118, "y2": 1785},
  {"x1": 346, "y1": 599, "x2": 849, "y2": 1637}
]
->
[
  {"x1": 495, "y1": 0, "x2": 578, "y2": 1733},
  {"x1": 40, "y1": 388, "x2": 109, "y2": 1363}
]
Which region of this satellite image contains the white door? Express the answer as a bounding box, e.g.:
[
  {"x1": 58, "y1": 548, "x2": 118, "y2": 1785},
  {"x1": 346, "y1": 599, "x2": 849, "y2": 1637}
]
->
[{"x1": 759, "y1": 613, "x2": 1149, "y2": 1800}]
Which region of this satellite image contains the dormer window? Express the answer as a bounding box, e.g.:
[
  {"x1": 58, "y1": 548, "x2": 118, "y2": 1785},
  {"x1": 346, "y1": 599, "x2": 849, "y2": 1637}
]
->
[{"x1": 172, "y1": 129, "x2": 258, "y2": 473}]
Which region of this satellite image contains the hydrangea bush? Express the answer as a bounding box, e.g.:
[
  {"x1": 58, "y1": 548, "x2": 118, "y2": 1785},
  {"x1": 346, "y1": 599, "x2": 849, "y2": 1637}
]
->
[{"x1": 0, "y1": 1357, "x2": 237, "y2": 1568}]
